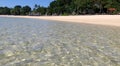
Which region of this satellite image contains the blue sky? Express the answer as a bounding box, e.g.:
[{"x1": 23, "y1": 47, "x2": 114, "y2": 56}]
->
[{"x1": 0, "y1": 0, "x2": 53, "y2": 8}]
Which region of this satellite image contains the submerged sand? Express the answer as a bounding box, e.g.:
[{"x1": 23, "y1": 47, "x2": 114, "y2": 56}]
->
[
  {"x1": 0, "y1": 16, "x2": 120, "y2": 66},
  {"x1": 1, "y1": 15, "x2": 120, "y2": 27}
]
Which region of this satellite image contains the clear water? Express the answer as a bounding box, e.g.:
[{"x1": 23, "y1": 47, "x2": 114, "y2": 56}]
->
[{"x1": 0, "y1": 17, "x2": 120, "y2": 66}]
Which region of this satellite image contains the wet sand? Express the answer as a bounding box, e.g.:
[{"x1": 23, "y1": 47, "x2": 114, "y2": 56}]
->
[{"x1": 1, "y1": 15, "x2": 120, "y2": 27}]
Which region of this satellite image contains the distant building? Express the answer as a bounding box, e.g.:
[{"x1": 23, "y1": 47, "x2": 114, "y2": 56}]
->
[
  {"x1": 29, "y1": 12, "x2": 40, "y2": 16},
  {"x1": 108, "y1": 8, "x2": 116, "y2": 14}
]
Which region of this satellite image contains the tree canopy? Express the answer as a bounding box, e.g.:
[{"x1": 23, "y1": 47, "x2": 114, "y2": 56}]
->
[{"x1": 0, "y1": 0, "x2": 120, "y2": 15}]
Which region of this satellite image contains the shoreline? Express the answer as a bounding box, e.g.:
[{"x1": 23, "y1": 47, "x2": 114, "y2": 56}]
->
[{"x1": 1, "y1": 15, "x2": 120, "y2": 27}]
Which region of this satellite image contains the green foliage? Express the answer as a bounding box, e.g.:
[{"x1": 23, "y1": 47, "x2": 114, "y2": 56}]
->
[
  {"x1": 13, "y1": 5, "x2": 22, "y2": 15},
  {"x1": 0, "y1": 5, "x2": 31, "y2": 15},
  {"x1": 21, "y1": 6, "x2": 31, "y2": 15},
  {"x1": 0, "y1": 0, "x2": 120, "y2": 15},
  {"x1": 0, "y1": 7, "x2": 11, "y2": 15},
  {"x1": 47, "y1": 0, "x2": 120, "y2": 15}
]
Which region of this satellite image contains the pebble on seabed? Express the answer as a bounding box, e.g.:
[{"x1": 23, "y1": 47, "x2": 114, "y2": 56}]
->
[{"x1": 4, "y1": 50, "x2": 14, "y2": 57}]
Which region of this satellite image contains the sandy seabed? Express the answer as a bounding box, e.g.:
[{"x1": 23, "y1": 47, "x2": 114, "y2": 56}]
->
[
  {"x1": 1, "y1": 15, "x2": 120, "y2": 27},
  {"x1": 0, "y1": 15, "x2": 120, "y2": 66}
]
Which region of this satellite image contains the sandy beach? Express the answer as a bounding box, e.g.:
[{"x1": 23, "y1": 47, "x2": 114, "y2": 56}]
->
[{"x1": 1, "y1": 15, "x2": 120, "y2": 27}]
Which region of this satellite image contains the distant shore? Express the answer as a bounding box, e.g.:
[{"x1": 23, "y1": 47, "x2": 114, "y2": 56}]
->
[{"x1": 1, "y1": 15, "x2": 120, "y2": 27}]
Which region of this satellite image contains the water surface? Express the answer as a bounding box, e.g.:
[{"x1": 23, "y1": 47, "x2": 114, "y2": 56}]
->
[{"x1": 0, "y1": 17, "x2": 120, "y2": 66}]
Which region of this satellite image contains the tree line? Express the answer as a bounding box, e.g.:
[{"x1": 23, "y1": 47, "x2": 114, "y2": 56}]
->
[
  {"x1": 0, "y1": 5, "x2": 31, "y2": 15},
  {"x1": 0, "y1": 0, "x2": 120, "y2": 15}
]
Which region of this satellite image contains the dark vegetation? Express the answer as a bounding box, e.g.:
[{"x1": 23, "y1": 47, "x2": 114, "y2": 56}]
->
[{"x1": 0, "y1": 0, "x2": 120, "y2": 15}]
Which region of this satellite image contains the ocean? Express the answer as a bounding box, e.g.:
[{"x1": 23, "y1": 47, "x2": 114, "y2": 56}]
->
[{"x1": 0, "y1": 17, "x2": 120, "y2": 66}]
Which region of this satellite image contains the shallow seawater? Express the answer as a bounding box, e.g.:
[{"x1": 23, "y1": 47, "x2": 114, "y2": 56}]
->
[{"x1": 0, "y1": 17, "x2": 120, "y2": 66}]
